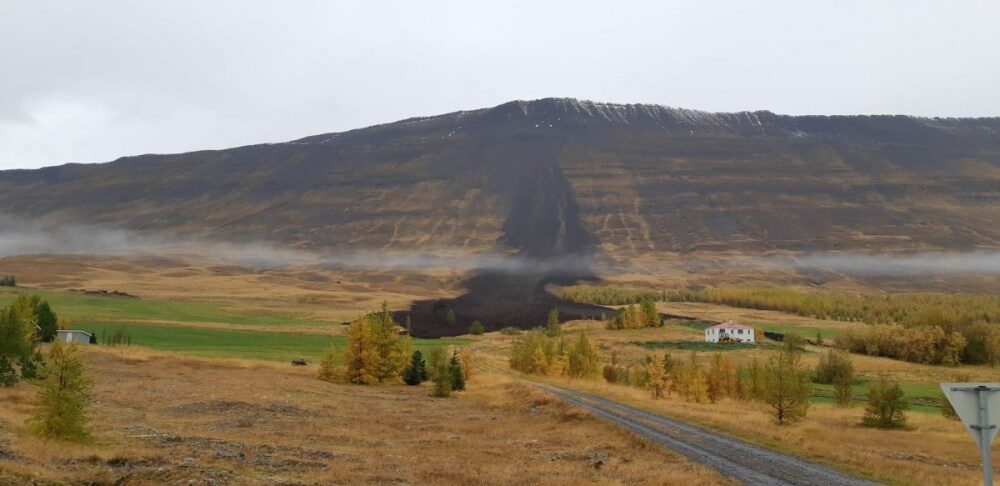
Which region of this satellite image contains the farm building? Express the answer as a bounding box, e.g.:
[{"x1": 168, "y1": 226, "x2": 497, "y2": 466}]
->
[
  {"x1": 56, "y1": 330, "x2": 93, "y2": 345},
  {"x1": 704, "y1": 321, "x2": 755, "y2": 344}
]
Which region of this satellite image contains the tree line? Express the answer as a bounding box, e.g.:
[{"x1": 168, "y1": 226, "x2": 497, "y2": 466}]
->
[
  {"x1": 0, "y1": 275, "x2": 16, "y2": 287},
  {"x1": 560, "y1": 284, "x2": 1000, "y2": 366},
  {"x1": 316, "y1": 302, "x2": 473, "y2": 397},
  {"x1": 511, "y1": 329, "x2": 911, "y2": 428}
]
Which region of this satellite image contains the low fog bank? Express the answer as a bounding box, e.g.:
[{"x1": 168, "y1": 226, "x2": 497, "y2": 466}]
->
[
  {"x1": 0, "y1": 214, "x2": 595, "y2": 274},
  {"x1": 2, "y1": 214, "x2": 998, "y2": 276},
  {"x1": 781, "y1": 251, "x2": 1000, "y2": 276}
]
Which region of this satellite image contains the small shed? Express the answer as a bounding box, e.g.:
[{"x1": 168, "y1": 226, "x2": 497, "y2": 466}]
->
[
  {"x1": 705, "y1": 321, "x2": 755, "y2": 344},
  {"x1": 56, "y1": 330, "x2": 93, "y2": 345}
]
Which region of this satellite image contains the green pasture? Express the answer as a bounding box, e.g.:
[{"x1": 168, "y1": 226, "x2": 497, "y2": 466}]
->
[{"x1": 76, "y1": 322, "x2": 469, "y2": 362}]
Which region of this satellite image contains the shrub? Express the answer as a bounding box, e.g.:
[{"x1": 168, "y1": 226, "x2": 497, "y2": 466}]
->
[
  {"x1": 29, "y1": 340, "x2": 92, "y2": 441},
  {"x1": 566, "y1": 332, "x2": 599, "y2": 378},
  {"x1": 862, "y1": 379, "x2": 908, "y2": 428},
  {"x1": 760, "y1": 342, "x2": 812, "y2": 424},
  {"x1": 602, "y1": 364, "x2": 619, "y2": 384},
  {"x1": 100, "y1": 328, "x2": 133, "y2": 347},
  {"x1": 833, "y1": 370, "x2": 854, "y2": 407},
  {"x1": 640, "y1": 300, "x2": 661, "y2": 328},
  {"x1": 428, "y1": 348, "x2": 451, "y2": 397},
  {"x1": 0, "y1": 275, "x2": 15, "y2": 287},
  {"x1": 814, "y1": 349, "x2": 854, "y2": 384},
  {"x1": 0, "y1": 358, "x2": 16, "y2": 387},
  {"x1": 18, "y1": 353, "x2": 39, "y2": 380},
  {"x1": 458, "y1": 349, "x2": 473, "y2": 381},
  {"x1": 317, "y1": 346, "x2": 344, "y2": 383},
  {"x1": 546, "y1": 308, "x2": 560, "y2": 335},
  {"x1": 469, "y1": 321, "x2": 485, "y2": 335}
]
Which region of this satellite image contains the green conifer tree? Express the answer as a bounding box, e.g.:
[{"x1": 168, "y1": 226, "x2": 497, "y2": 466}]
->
[
  {"x1": 448, "y1": 351, "x2": 465, "y2": 390},
  {"x1": 404, "y1": 350, "x2": 428, "y2": 386},
  {"x1": 35, "y1": 301, "x2": 58, "y2": 343}
]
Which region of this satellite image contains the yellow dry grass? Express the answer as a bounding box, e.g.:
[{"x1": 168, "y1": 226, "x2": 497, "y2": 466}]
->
[
  {"x1": 0, "y1": 346, "x2": 727, "y2": 485},
  {"x1": 472, "y1": 321, "x2": 1000, "y2": 486},
  {"x1": 0, "y1": 254, "x2": 464, "y2": 323}
]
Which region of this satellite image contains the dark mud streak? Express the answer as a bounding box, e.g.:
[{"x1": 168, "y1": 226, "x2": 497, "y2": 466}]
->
[{"x1": 405, "y1": 152, "x2": 603, "y2": 338}]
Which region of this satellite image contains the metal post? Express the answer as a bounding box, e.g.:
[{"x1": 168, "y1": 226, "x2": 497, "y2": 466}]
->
[{"x1": 976, "y1": 386, "x2": 993, "y2": 486}]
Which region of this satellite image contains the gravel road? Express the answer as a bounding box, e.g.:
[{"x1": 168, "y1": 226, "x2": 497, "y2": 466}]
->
[{"x1": 534, "y1": 383, "x2": 879, "y2": 486}]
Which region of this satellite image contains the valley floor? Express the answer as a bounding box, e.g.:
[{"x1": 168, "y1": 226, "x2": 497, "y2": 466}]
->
[{"x1": 0, "y1": 346, "x2": 725, "y2": 485}]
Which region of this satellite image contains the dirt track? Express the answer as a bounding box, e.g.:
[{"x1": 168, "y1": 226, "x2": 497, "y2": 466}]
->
[{"x1": 534, "y1": 383, "x2": 879, "y2": 486}]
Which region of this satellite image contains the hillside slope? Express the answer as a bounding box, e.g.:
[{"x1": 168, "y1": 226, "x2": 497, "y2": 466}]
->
[{"x1": 2, "y1": 98, "x2": 999, "y2": 257}]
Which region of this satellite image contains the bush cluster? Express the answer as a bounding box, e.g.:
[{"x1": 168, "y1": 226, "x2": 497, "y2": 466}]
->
[
  {"x1": 835, "y1": 324, "x2": 968, "y2": 365},
  {"x1": 509, "y1": 331, "x2": 600, "y2": 378},
  {"x1": 606, "y1": 301, "x2": 661, "y2": 330},
  {"x1": 0, "y1": 275, "x2": 16, "y2": 287}
]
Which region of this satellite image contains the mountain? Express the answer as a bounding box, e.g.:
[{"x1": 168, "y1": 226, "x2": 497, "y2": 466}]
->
[{"x1": 3, "y1": 98, "x2": 1000, "y2": 258}]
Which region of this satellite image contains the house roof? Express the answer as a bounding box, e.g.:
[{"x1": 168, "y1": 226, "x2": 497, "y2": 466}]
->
[
  {"x1": 57, "y1": 329, "x2": 93, "y2": 337},
  {"x1": 707, "y1": 320, "x2": 753, "y2": 330}
]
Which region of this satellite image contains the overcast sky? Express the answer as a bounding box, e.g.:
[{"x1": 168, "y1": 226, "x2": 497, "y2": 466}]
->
[{"x1": 2, "y1": 1, "x2": 999, "y2": 170}]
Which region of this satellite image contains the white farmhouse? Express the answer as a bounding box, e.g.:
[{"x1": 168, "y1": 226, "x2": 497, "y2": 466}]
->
[{"x1": 704, "y1": 321, "x2": 755, "y2": 344}]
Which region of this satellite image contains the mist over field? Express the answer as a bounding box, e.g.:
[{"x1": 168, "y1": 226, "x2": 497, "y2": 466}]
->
[
  {"x1": 0, "y1": 214, "x2": 597, "y2": 274},
  {"x1": 2, "y1": 213, "x2": 999, "y2": 276}
]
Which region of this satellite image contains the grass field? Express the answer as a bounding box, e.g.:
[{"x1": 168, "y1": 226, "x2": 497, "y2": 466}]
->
[
  {"x1": 672, "y1": 312, "x2": 850, "y2": 339},
  {"x1": 0, "y1": 286, "x2": 329, "y2": 329},
  {"x1": 74, "y1": 322, "x2": 469, "y2": 362}
]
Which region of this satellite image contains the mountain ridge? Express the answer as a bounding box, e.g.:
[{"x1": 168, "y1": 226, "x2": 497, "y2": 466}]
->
[{"x1": 1, "y1": 98, "x2": 999, "y2": 256}]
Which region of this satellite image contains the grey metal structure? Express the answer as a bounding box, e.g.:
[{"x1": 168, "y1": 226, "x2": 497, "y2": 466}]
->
[{"x1": 941, "y1": 383, "x2": 1000, "y2": 486}]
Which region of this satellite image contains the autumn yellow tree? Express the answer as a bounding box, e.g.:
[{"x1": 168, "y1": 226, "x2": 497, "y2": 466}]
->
[
  {"x1": 706, "y1": 353, "x2": 733, "y2": 403},
  {"x1": 761, "y1": 341, "x2": 812, "y2": 424},
  {"x1": 29, "y1": 340, "x2": 91, "y2": 440},
  {"x1": 646, "y1": 354, "x2": 667, "y2": 398},
  {"x1": 343, "y1": 303, "x2": 409, "y2": 385},
  {"x1": 459, "y1": 348, "x2": 474, "y2": 381},
  {"x1": 566, "y1": 332, "x2": 600, "y2": 378}
]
